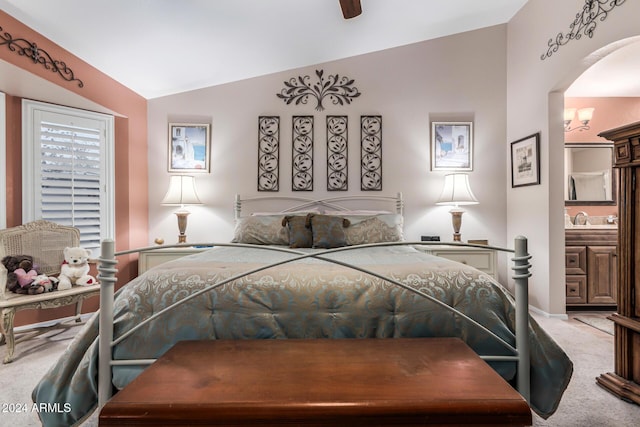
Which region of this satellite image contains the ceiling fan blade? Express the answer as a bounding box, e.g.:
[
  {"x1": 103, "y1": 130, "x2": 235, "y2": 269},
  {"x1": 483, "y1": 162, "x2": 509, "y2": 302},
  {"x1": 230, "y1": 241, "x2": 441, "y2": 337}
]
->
[{"x1": 339, "y1": 0, "x2": 362, "y2": 19}]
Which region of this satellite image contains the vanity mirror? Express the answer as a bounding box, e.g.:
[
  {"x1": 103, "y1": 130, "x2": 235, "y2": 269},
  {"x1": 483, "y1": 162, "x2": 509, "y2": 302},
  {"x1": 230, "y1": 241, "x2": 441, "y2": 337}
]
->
[{"x1": 564, "y1": 143, "x2": 616, "y2": 206}]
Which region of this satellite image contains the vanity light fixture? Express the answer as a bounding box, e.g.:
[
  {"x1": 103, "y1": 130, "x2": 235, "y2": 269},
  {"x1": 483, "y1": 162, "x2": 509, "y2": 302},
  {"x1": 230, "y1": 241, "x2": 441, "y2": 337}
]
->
[
  {"x1": 436, "y1": 173, "x2": 479, "y2": 242},
  {"x1": 161, "y1": 175, "x2": 203, "y2": 243},
  {"x1": 564, "y1": 108, "x2": 594, "y2": 132}
]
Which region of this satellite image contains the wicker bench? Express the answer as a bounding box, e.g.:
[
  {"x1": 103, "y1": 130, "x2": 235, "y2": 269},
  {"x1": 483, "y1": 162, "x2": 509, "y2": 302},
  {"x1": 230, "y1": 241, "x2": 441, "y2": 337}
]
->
[{"x1": 0, "y1": 220, "x2": 100, "y2": 363}]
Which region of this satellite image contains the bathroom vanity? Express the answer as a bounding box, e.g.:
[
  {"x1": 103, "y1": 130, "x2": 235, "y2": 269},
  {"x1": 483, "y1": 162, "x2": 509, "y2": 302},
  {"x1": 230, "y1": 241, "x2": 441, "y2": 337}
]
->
[{"x1": 565, "y1": 226, "x2": 617, "y2": 308}]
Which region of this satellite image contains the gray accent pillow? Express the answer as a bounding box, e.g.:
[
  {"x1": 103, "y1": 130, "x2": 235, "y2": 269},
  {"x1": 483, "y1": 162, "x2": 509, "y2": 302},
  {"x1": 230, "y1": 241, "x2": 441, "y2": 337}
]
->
[{"x1": 307, "y1": 214, "x2": 351, "y2": 249}]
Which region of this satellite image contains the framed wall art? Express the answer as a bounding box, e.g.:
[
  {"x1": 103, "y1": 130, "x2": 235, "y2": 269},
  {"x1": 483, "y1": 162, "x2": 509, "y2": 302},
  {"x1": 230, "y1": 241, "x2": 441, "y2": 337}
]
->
[
  {"x1": 326, "y1": 115, "x2": 348, "y2": 191},
  {"x1": 361, "y1": 115, "x2": 382, "y2": 191},
  {"x1": 292, "y1": 116, "x2": 314, "y2": 191},
  {"x1": 431, "y1": 122, "x2": 473, "y2": 171},
  {"x1": 168, "y1": 123, "x2": 211, "y2": 173},
  {"x1": 510, "y1": 132, "x2": 541, "y2": 188},
  {"x1": 257, "y1": 116, "x2": 280, "y2": 192}
]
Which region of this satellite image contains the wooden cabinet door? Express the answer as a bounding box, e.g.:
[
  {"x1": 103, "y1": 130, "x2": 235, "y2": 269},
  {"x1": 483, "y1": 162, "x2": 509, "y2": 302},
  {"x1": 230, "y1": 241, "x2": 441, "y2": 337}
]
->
[
  {"x1": 565, "y1": 246, "x2": 587, "y2": 275},
  {"x1": 587, "y1": 246, "x2": 617, "y2": 305}
]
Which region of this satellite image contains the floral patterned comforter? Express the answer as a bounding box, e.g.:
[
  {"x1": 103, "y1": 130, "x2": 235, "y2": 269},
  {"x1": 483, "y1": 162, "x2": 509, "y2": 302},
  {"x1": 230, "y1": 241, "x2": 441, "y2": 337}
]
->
[{"x1": 32, "y1": 245, "x2": 572, "y2": 426}]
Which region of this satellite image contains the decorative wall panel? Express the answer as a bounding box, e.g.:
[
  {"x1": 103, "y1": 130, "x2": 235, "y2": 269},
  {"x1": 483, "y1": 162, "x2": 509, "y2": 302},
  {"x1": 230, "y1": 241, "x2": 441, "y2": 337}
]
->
[
  {"x1": 326, "y1": 116, "x2": 348, "y2": 191},
  {"x1": 360, "y1": 115, "x2": 382, "y2": 191},
  {"x1": 292, "y1": 116, "x2": 314, "y2": 191},
  {"x1": 257, "y1": 116, "x2": 279, "y2": 192}
]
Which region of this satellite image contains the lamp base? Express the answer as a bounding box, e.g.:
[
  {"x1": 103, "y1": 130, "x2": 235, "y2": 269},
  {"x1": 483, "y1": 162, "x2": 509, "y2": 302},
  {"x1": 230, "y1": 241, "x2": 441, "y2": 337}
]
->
[
  {"x1": 449, "y1": 209, "x2": 464, "y2": 242},
  {"x1": 175, "y1": 210, "x2": 190, "y2": 243}
]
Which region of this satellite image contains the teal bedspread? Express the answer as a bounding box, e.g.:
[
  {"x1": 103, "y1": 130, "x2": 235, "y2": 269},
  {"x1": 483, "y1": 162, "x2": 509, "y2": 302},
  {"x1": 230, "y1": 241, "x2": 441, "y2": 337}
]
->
[{"x1": 32, "y1": 245, "x2": 572, "y2": 426}]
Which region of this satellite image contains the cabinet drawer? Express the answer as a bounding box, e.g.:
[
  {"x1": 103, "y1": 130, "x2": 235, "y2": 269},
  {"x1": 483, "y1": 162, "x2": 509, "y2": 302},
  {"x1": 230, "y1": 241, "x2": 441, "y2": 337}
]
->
[
  {"x1": 433, "y1": 251, "x2": 490, "y2": 269},
  {"x1": 139, "y1": 248, "x2": 207, "y2": 274},
  {"x1": 415, "y1": 246, "x2": 497, "y2": 279},
  {"x1": 429, "y1": 250, "x2": 496, "y2": 279},
  {"x1": 566, "y1": 275, "x2": 587, "y2": 304}
]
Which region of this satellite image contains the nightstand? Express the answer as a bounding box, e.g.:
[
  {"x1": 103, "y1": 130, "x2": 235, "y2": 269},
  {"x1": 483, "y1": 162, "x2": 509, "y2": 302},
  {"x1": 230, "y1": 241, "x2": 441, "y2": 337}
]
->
[
  {"x1": 415, "y1": 245, "x2": 497, "y2": 279},
  {"x1": 138, "y1": 247, "x2": 208, "y2": 274}
]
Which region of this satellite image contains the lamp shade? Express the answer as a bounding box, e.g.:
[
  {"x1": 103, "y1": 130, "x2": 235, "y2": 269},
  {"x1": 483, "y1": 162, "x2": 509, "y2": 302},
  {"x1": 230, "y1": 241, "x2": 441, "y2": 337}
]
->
[
  {"x1": 577, "y1": 107, "x2": 595, "y2": 122},
  {"x1": 436, "y1": 173, "x2": 478, "y2": 206},
  {"x1": 563, "y1": 108, "x2": 577, "y2": 122},
  {"x1": 161, "y1": 175, "x2": 203, "y2": 206}
]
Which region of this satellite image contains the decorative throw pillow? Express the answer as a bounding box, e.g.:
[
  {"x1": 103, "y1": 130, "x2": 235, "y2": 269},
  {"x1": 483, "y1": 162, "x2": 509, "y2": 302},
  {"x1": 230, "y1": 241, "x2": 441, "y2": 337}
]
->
[
  {"x1": 282, "y1": 215, "x2": 313, "y2": 248},
  {"x1": 342, "y1": 214, "x2": 404, "y2": 245},
  {"x1": 231, "y1": 215, "x2": 288, "y2": 245},
  {"x1": 307, "y1": 214, "x2": 351, "y2": 249}
]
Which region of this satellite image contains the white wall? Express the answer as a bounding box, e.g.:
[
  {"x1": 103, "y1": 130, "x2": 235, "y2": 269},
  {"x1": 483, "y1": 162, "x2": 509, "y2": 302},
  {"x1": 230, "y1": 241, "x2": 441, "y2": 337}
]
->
[
  {"x1": 507, "y1": 0, "x2": 640, "y2": 314},
  {"x1": 148, "y1": 25, "x2": 511, "y2": 281}
]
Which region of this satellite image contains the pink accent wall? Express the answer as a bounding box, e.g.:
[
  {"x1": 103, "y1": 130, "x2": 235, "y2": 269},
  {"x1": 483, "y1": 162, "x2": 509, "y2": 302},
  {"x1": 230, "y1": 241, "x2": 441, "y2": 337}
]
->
[
  {"x1": 564, "y1": 97, "x2": 640, "y2": 218},
  {"x1": 1, "y1": 10, "x2": 148, "y2": 325}
]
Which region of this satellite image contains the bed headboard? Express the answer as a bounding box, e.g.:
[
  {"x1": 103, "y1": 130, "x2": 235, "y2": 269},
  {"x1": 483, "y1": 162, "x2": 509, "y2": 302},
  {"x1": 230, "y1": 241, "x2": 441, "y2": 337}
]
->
[{"x1": 234, "y1": 192, "x2": 404, "y2": 220}]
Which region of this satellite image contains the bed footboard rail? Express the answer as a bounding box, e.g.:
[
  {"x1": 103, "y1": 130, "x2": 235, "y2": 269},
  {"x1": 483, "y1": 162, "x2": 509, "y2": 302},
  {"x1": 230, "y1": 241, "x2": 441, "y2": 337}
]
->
[
  {"x1": 97, "y1": 236, "x2": 531, "y2": 409},
  {"x1": 513, "y1": 236, "x2": 531, "y2": 403},
  {"x1": 97, "y1": 239, "x2": 116, "y2": 409}
]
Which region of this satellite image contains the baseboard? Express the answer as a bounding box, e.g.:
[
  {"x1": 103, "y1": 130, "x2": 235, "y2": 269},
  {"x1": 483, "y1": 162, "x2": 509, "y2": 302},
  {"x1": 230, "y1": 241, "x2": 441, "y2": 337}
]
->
[
  {"x1": 14, "y1": 312, "x2": 95, "y2": 332},
  {"x1": 529, "y1": 305, "x2": 569, "y2": 320}
]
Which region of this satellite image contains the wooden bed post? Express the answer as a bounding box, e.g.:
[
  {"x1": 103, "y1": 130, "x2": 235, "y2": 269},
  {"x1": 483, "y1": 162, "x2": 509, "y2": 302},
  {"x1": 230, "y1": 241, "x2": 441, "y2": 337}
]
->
[
  {"x1": 513, "y1": 236, "x2": 531, "y2": 403},
  {"x1": 97, "y1": 239, "x2": 117, "y2": 409}
]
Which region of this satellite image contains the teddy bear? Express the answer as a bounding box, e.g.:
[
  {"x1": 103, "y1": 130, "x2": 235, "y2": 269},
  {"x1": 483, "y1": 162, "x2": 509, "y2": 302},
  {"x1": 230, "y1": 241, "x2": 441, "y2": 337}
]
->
[
  {"x1": 57, "y1": 247, "x2": 97, "y2": 290},
  {"x1": 1, "y1": 255, "x2": 38, "y2": 294}
]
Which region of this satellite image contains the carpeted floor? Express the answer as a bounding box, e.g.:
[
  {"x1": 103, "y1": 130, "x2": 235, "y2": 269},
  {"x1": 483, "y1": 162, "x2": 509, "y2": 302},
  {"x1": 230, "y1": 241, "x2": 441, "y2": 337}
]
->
[{"x1": 1, "y1": 312, "x2": 639, "y2": 426}]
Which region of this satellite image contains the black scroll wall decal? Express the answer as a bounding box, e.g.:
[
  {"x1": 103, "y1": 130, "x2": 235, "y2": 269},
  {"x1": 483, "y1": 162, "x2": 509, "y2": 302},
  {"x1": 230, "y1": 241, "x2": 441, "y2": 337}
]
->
[
  {"x1": 292, "y1": 116, "x2": 314, "y2": 191},
  {"x1": 0, "y1": 25, "x2": 84, "y2": 87},
  {"x1": 541, "y1": 0, "x2": 626, "y2": 60},
  {"x1": 277, "y1": 69, "x2": 361, "y2": 111},
  {"x1": 360, "y1": 116, "x2": 382, "y2": 191},
  {"x1": 258, "y1": 116, "x2": 280, "y2": 192}
]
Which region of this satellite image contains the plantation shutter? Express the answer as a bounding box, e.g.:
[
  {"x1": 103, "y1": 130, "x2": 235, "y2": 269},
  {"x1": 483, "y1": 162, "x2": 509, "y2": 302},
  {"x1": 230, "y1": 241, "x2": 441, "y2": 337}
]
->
[
  {"x1": 23, "y1": 100, "x2": 114, "y2": 257},
  {"x1": 40, "y1": 120, "x2": 103, "y2": 252}
]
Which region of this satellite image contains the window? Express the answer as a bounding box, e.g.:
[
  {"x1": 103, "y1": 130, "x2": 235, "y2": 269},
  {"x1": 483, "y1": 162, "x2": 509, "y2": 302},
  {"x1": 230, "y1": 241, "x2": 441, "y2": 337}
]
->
[{"x1": 22, "y1": 100, "x2": 114, "y2": 257}]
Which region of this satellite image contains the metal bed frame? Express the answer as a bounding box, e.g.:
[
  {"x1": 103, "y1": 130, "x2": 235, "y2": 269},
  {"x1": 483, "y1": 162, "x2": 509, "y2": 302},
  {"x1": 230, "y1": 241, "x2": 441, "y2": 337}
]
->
[{"x1": 96, "y1": 193, "x2": 532, "y2": 410}]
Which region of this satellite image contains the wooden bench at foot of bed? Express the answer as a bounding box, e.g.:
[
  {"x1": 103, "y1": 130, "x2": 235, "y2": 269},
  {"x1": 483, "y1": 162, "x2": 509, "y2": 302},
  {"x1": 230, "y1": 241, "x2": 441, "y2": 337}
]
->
[{"x1": 99, "y1": 338, "x2": 531, "y2": 426}]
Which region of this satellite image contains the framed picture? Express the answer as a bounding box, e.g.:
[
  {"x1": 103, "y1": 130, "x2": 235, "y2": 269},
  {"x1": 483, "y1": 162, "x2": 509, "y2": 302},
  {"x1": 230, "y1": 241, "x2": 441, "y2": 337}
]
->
[
  {"x1": 168, "y1": 123, "x2": 211, "y2": 173},
  {"x1": 510, "y1": 132, "x2": 541, "y2": 188},
  {"x1": 431, "y1": 122, "x2": 473, "y2": 171}
]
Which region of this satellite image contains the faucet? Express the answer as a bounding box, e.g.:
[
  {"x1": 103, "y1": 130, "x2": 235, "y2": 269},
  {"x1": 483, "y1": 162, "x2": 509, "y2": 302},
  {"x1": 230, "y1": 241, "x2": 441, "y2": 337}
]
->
[{"x1": 574, "y1": 211, "x2": 588, "y2": 225}]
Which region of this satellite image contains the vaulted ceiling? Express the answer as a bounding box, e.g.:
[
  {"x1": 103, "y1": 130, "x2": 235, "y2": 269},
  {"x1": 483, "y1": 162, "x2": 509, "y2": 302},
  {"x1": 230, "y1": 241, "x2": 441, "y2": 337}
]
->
[
  {"x1": 1, "y1": 0, "x2": 638, "y2": 100},
  {"x1": 0, "y1": 0, "x2": 529, "y2": 99}
]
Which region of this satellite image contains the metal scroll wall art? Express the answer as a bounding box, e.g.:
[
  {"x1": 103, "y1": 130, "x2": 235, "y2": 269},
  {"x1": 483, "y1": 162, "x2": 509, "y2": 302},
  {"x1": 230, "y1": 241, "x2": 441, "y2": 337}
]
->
[
  {"x1": 277, "y1": 69, "x2": 361, "y2": 111},
  {"x1": 258, "y1": 116, "x2": 280, "y2": 191},
  {"x1": 0, "y1": 24, "x2": 84, "y2": 87},
  {"x1": 541, "y1": 0, "x2": 626, "y2": 60},
  {"x1": 292, "y1": 116, "x2": 314, "y2": 191},
  {"x1": 327, "y1": 116, "x2": 348, "y2": 191},
  {"x1": 360, "y1": 116, "x2": 382, "y2": 191}
]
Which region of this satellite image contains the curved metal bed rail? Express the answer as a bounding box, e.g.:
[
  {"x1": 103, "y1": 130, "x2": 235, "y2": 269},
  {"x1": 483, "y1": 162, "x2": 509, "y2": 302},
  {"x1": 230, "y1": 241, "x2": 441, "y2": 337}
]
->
[{"x1": 98, "y1": 237, "x2": 530, "y2": 408}]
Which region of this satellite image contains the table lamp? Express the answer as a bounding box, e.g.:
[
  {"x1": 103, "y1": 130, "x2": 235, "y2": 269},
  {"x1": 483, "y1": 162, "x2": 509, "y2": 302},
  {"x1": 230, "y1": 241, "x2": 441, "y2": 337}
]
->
[
  {"x1": 435, "y1": 173, "x2": 478, "y2": 242},
  {"x1": 161, "y1": 175, "x2": 203, "y2": 243}
]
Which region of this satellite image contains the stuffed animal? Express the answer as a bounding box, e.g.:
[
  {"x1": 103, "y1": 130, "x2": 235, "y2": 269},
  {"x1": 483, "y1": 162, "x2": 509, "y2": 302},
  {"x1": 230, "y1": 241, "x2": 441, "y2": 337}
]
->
[
  {"x1": 58, "y1": 247, "x2": 97, "y2": 290},
  {"x1": 31, "y1": 274, "x2": 58, "y2": 293},
  {"x1": 15, "y1": 267, "x2": 38, "y2": 287},
  {"x1": 1, "y1": 255, "x2": 38, "y2": 294}
]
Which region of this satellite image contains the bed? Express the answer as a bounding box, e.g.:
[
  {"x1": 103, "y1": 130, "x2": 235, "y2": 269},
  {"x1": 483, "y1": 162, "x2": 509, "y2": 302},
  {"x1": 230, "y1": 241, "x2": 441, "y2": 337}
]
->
[{"x1": 32, "y1": 193, "x2": 572, "y2": 426}]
